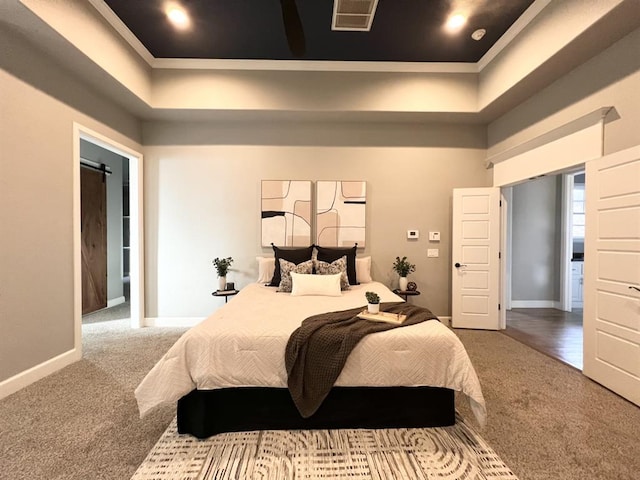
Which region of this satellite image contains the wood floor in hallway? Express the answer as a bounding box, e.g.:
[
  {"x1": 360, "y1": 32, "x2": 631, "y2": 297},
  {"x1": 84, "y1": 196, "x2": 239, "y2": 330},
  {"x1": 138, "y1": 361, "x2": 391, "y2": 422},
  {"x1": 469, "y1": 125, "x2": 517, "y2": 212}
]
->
[{"x1": 503, "y1": 308, "x2": 583, "y2": 370}]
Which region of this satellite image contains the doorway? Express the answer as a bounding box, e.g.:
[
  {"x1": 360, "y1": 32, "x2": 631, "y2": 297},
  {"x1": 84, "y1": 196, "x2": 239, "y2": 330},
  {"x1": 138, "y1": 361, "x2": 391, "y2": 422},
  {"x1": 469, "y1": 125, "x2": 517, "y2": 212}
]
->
[
  {"x1": 73, "y1": 123, "x2": 144, "y2": 357},
  {"x1": 502, "y1": 172, "x2": 584, "y2": 370}
]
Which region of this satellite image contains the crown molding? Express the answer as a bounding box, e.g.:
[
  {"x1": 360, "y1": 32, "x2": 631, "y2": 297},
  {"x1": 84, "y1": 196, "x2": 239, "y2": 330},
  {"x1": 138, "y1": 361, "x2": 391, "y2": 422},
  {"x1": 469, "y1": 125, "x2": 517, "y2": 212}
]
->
[
  {"x1": 86, "y1": 0, "x2": 155, "y2": 65},
  {"x1": 478, "y1": 0, "x2": 552, "y2": 70},
  {"x1": 151, "y1": 58, "x2": 479, "y2": 73}
]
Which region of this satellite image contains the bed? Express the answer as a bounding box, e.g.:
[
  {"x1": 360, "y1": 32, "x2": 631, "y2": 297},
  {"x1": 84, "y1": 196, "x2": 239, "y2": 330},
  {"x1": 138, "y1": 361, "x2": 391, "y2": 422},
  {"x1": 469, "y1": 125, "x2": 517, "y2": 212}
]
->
[{"x1": 135, "y1": 280, "x2": 486, "y2": 439}]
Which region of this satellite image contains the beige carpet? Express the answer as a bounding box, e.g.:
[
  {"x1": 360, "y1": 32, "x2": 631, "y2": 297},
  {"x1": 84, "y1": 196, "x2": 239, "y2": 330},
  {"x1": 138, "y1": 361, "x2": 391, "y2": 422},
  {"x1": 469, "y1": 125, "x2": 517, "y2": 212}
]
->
[
  {"x1": 455, "y1": 329, "x2": 640, "y2": 480},
  {"x1": 0, "y1": 320, "x2": 187, "y2": 480},
  {"x1": 0, "y1": 320, "x2": 639, "y2": 479}
]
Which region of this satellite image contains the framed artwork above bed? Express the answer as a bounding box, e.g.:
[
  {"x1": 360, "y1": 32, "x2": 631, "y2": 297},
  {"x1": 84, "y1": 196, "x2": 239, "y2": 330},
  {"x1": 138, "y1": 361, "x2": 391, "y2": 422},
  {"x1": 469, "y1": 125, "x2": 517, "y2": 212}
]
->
[
  {"x1": 316, "y1": 181, "x2": 366, "y2": 247},
  {"x1": 261, "y1": 180, "x2": 312, "y2": 247}
]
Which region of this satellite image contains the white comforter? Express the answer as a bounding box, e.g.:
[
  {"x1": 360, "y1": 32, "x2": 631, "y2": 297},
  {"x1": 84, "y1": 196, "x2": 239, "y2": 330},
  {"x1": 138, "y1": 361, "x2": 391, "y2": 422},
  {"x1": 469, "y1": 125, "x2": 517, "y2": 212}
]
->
[{"x1": 135, "y1": 282, "x2": 486, "y2": 425}]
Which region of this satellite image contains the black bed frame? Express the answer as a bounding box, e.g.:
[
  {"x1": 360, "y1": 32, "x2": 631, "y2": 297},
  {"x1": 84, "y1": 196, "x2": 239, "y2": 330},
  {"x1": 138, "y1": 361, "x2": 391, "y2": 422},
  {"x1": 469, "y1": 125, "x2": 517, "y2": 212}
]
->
[{"x1": 177, "y1": 386, "x2": 455, "y2": 439}]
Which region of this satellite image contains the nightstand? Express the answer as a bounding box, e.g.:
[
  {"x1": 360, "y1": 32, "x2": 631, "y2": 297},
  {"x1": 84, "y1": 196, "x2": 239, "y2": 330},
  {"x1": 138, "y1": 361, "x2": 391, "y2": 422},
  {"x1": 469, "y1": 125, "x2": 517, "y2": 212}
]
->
[
  {"x1": 212, "y1": 290, "x2": 239, "y2": 303},
  {"x1": 393, "y1": 289, "x2": 421, "y2": 302}
]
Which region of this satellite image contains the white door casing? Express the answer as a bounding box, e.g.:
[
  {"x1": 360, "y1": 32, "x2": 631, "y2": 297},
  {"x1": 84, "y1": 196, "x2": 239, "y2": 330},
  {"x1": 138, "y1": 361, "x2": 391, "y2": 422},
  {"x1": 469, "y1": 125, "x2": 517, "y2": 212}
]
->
[
  {"x1": 452, "y1": 188, "x2": 501, "y2": 330},
  {"x1": 584, "y1": 146, "x2": 640, "y2": 406}
]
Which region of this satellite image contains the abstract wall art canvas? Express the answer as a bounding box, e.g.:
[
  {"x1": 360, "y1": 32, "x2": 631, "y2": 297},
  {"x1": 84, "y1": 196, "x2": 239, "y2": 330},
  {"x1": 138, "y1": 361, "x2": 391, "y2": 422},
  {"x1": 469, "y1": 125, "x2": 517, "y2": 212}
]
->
[
  {"x1": 316, "y1": 181, "x2": 366, "y2": 247},
  {"x1": 261, "y1": 180, "x2": 312, "y2": 247}
]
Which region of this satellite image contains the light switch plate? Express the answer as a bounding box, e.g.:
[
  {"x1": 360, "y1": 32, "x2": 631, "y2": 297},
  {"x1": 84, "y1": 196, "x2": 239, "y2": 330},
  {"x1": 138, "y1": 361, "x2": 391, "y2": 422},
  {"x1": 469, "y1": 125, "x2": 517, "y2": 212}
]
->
[
  {"x1": 407, "y1": 229, "x2": 419, "y2": 239},
  {"x1": 427, "y1": 249, "x2": 439, "y2": 258},
  {"x1": 428, "y1": 231, "x2": 440, "y2": 241}
]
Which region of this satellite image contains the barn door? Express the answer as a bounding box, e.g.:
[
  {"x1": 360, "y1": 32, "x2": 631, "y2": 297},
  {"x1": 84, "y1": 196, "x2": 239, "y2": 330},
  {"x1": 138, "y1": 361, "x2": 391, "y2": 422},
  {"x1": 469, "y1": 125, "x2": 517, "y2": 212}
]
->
[
  {"x1": 584, "y1": 146, "x2": 640, "y2": 406},
  {"x1": 81, "y1": 166, "x2": 107, "y2": 314}
]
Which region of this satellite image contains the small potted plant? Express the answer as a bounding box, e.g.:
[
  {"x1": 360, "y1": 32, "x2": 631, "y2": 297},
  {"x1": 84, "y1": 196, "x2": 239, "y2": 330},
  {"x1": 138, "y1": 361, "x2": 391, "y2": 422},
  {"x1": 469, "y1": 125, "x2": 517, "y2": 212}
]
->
[
  {"x1": 365, "y1": 291, "x2": 380, "y2": 314},
  {"x1": 392, "y1": 256, "x2": 416, "y2": 291},
  {"x1": 213, "y1": 257, "x2": 233, "y2": 291}
]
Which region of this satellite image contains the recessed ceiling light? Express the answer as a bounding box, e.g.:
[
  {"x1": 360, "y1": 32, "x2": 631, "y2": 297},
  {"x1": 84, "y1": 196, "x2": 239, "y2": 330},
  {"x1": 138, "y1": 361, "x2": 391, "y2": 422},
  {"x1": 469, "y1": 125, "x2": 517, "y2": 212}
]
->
[
  {"x1": 471, "y1": 29, "x2": 486, "y2": 41},
  {"x1": 445, "y1": 13, "x2": 467, "y2": 33},
  {"x1": 165, "y1": 3, "x2": 190, "y2": 30}
]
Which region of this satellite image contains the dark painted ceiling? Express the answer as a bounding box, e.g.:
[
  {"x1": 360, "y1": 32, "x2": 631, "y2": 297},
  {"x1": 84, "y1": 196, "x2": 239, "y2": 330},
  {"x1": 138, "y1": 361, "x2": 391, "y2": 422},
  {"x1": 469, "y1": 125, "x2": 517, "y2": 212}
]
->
[{"x1": 102, "y1": 0, "x2": 536, "y2": 63}]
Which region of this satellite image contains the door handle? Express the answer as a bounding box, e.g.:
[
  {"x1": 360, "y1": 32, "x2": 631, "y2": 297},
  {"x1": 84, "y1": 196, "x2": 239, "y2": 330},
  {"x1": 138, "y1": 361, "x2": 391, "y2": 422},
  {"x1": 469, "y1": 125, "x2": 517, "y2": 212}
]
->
[
  {"x1": 629, "y1": 286, "x2": 640, "y2": 292},
  {"x1": 454, "y1": 262, "x2": 467, "y2": 268}
]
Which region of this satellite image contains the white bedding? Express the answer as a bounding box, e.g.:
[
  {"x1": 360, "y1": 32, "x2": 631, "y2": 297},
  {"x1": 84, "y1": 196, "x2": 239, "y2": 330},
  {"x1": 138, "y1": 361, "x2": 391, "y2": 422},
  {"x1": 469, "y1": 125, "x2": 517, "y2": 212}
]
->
[{"x1": 135, "y1": 282, "x2": 486, "y2": 425}]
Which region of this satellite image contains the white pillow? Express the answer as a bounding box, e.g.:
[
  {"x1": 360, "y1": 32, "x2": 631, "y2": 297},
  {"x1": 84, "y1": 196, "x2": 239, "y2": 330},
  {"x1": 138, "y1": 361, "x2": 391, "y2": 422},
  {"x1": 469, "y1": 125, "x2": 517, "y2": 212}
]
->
[
  {"x1": 278, "y1": 259, "x2": 314, "y2": 292},
  {"x1": 356, "y1": 256, "x2": 372, "y2": 283},
  {"x1": 256, "y1": 256, "x2": 275, "y2": 284},
  {"x1": 290, "y1": 272, "x2": 342, "y2": 297}
]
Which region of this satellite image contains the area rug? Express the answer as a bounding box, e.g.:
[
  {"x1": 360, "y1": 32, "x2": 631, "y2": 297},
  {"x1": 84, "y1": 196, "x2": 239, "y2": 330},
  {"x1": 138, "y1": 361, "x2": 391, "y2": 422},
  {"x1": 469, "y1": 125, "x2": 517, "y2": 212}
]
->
[{"x1": 131, "y1": 415, "x2": 518, "y2": 479}]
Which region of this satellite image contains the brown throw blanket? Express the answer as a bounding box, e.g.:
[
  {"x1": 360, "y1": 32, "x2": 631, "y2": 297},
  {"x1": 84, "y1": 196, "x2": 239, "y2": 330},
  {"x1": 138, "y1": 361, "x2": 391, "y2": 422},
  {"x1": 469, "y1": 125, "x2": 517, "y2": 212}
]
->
[{"x1": 285, "y1": 302, "x2": 439, "y2": 418}]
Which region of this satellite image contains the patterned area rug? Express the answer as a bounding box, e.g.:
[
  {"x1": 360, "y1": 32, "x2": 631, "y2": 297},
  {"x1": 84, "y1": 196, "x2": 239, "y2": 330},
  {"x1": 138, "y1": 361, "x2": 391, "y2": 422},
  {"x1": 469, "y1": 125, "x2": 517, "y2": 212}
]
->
[{"x1": 131, "y1": 416, "x2": 518, "y2": 479}]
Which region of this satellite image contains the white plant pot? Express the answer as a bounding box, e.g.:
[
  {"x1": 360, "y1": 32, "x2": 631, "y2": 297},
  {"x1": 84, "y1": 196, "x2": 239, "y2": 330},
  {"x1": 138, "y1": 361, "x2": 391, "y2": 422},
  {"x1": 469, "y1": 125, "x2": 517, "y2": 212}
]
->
[
  {"x1": 398, "y1": 277, "x2": 409, "y2": 291},
  {"x1": 367, "y1": 303, "x2": 380, "y2": 314},
  {"x1": 218, "y1": 276, "x2": 227, "y2": 291}
]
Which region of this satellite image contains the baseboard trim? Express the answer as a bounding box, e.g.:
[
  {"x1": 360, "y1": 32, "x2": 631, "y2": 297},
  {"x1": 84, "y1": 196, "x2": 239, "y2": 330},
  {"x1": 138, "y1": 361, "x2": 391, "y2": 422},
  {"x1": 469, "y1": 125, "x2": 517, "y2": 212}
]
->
[
  {"x1": 511, "y1": 300, "x2": 561, "y2": 309},
  {"x1": 438, "y1": 316, "x2": 452, "y2": 327},
  {"x1": 107, "y1": 296, "x2": 126, "y2": 308},
  {"x1": 143, "y1": 317, "x2": 205, "y2": 328},
  {"x1": 0, "y1": 348, "x2": 81, "y2": 400}
]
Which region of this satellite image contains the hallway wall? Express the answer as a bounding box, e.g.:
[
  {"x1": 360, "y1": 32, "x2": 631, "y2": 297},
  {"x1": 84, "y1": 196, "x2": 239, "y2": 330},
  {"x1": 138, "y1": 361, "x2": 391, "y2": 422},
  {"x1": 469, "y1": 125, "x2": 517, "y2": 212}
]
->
[{"x1": 511, "y1": 175, "x2": 562, "y2": 306}]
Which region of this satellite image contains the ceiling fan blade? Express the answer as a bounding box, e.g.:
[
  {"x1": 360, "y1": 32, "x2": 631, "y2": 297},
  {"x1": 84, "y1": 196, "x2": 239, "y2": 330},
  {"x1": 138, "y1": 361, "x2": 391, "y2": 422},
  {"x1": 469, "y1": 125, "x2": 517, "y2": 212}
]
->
[{"x1": 279, "y1": 0, "x2": 306, "y2": 57}]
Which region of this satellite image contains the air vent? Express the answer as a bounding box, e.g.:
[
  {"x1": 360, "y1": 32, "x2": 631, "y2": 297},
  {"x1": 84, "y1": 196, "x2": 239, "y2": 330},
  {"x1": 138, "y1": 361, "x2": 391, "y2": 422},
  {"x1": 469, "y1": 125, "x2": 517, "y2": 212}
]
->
[{"x1": 332, "y1": 0, "x2": 379, "y2": 31}]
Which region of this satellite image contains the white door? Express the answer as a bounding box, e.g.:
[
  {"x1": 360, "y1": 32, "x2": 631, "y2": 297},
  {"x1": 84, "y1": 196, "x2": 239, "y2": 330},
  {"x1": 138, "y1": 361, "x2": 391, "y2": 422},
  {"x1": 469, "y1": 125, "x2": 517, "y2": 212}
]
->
[
  {"x1": 584, "y1": 146, "x2": 640, "y2": 406},
  {"x1": 452, "y1": 188, "x2": 501, "y2": 330}
]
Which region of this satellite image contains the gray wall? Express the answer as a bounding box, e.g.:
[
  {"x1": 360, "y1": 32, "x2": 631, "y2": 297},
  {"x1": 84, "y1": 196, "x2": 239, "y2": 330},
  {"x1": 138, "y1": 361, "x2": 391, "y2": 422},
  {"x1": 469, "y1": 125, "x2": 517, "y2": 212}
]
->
[
  {"x1": 142, "y1": 122, "x2": 491, "y2": 319},
  {"x1": 511, "y1": 176, "x2": 562, "y2": 303},
  {"x1": 0, "y1": 27, "x2": 141, "y2": 383},
  {"x1": 573, "y1": 173, "x2": 585, "y2": 256},
  {"x1": 80, "y1": 139, "x2": 125, "y2": 304},
  {"x1": 488, "y1": 27, "x2": 640, "y2": 158}
]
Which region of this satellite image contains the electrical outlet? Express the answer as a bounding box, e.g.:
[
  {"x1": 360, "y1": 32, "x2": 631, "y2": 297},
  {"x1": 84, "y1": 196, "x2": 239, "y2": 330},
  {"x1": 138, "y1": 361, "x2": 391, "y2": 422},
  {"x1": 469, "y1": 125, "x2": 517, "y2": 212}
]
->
[{"x1": 427, "y1": 249, "x2": 439, "y2": 258}]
